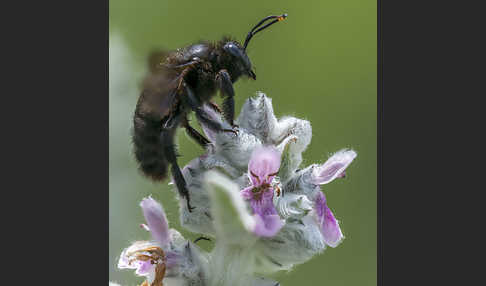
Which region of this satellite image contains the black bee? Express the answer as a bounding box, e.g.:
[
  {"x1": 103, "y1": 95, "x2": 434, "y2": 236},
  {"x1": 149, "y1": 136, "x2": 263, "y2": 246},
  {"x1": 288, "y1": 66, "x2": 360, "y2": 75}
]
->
[{"x1": 133, "y1": 14, "x2": 288, "y2": 211}]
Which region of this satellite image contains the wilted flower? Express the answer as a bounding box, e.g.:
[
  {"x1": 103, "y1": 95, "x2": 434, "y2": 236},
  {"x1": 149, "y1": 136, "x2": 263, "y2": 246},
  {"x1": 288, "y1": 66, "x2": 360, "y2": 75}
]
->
[
  {"x1": 118, "y1": 197, "x2": 207, "y2": 286},
  {"x1": 116, "y1": 93, "x2": 357, "y2": 286}
]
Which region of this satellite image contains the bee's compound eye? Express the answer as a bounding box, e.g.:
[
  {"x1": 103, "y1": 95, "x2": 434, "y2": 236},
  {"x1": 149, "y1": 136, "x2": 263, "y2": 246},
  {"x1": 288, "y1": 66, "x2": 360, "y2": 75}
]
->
[
  {"x1": 223, "y1": 42, "x2": 252, "y2": 71},
  {"x1": 223, "y1": 42, "x2": 240, "y2": 57}
]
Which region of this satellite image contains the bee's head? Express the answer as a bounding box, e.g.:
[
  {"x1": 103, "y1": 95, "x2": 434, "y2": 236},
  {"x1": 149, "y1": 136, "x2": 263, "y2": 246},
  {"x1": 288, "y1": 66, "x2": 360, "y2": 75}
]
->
[
  {"x1": 223, "y1": 41, "x2": 256, "y2": 80},
  {"x1": 222, "y1": 14, "x2": 287, "y2": 81}
]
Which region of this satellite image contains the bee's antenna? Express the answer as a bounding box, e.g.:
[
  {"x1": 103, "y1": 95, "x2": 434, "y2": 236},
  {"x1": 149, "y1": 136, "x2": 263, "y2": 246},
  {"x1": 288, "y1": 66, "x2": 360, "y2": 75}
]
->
[{"x1": 243, "y1": 13, "x2": 287, "y2": 51}]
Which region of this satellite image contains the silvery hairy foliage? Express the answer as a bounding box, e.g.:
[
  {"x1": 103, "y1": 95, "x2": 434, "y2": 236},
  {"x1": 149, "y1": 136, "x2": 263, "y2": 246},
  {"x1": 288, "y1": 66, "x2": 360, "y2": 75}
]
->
[{"x1": 116, "y1": 93, "x2": 357, "y2": 286}]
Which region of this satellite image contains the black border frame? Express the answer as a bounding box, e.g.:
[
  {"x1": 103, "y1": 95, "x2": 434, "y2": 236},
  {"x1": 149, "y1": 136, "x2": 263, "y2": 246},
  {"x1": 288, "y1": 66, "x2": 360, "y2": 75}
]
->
[
  {"x1": 3, "y1": 0, "x2": 479, "y2": 284},
  {"x1": 377, "y1": 0, "x2": 383, "y2": 284}
]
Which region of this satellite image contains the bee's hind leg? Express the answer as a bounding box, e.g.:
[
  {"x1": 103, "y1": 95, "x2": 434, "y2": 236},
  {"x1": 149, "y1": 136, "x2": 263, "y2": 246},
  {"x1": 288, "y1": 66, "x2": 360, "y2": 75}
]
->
[{"x1": 160, "y1": 119, "x2": 195, "y2": 212}]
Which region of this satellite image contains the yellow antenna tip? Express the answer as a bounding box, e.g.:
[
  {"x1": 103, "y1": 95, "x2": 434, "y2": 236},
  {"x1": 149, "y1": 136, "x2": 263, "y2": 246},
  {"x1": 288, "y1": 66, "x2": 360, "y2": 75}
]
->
[{"x1": 278, "y1": 14, "x2": 288, "y2": 21}]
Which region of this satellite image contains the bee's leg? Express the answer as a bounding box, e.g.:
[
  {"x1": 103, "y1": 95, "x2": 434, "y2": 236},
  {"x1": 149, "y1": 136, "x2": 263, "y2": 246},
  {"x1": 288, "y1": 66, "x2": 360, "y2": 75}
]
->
[
  {"x1": 160, "y1": 118, "x2": 195, "y2": 212},
  {"x1": 182, "y1": 116, "x2": 211, "y2": 148},
  {"x1": 165, "y1": 57, "x2": 201, "y2": 69},
  {"x1": 169, "y1": 63, "x2": 198, "y2": 93},
  {"x1": 184, "y1": 84, "x2": 238, "y2": 136},
  {"x1": 216, "y1": 69, "x2": 237, "y2": 127}
]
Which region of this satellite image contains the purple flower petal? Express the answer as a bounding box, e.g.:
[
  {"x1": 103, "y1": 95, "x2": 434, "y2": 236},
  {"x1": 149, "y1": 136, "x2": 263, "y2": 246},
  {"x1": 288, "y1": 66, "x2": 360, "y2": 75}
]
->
[
  {"x1": 134, "y1": 260, "x2": 155, "y2": 276},
  {"x1": 248, "y1": 187, "x2": 276, "y2": 217},
  {"x1": 241, "y1": 185, "x2": 282, "y2": 237},
  {"x1": 118, "y1": 241, "x2": 159, "y2": 276},
  {"x1": 252, "y1": 214, "x2": 283, "y2": 237},
  {"x1": 140, "y1": 197, "x2": 171, "y2": 248},
  {"x1": 315, "y1": 192, "x2": 343, "y2": 247},
  {"x1": 248, "y1": 146, "x2": 281, "y2": 186},
  {"x1": 312, "y1": 149, "x2": 357, "y2": 185},
  {"x1": 240, "y1": 186, "x2": 254, "y2": 200},
  {"x1": 241, "y1": 147, "x2": 284, "y2": 237}
]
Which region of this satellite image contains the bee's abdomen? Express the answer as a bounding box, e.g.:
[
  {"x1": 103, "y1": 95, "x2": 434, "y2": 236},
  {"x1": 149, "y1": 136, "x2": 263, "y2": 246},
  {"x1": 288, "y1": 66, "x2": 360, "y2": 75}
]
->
[{"x1": 132, "y1": 114, "x2": 168, "y2": 181}]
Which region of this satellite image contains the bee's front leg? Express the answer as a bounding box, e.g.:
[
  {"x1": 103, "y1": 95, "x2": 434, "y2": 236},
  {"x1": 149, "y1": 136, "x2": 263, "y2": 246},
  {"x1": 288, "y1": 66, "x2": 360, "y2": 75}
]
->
[{"x1": 216, "y1": 69, "x2": 237, "y2": 128}]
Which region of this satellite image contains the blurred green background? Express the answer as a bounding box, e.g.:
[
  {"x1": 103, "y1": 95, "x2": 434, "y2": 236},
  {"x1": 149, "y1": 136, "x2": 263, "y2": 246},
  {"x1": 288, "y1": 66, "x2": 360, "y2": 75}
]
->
[{"x1": 109, "y1": 0, "x2": 376, "y2": 285}]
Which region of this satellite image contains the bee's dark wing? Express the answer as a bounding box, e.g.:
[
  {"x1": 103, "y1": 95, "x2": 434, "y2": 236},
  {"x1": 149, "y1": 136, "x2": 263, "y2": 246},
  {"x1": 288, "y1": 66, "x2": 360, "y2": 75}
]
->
[
  {"x1": 139, "y1": 71, "x2": 180, "y2": 120},
  {"x1": 138, "y1": 49, "x2": 189, "y2": 120}
]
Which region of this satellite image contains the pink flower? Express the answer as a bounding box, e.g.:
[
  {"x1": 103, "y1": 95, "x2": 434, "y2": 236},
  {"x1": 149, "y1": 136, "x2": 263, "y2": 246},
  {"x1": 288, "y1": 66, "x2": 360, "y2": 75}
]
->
[
  {"x1": 312, "y1": 149, "x2": 356, "y2": 185},
  {"x1": 315, "y1": 192, "x2": 343, "y2": 247},
  {"x1": 310, "y1": 149, "x2": 356, "y2": 247},
  {"x1": 240, "y1": 147, "x2": 283, "y2": 237},
  {"x1": 118, "y1": 197, "x2": 181, "y2": 277},
  {"x1": 140, "y1": 196, "x2": 171, "y2": 248}
]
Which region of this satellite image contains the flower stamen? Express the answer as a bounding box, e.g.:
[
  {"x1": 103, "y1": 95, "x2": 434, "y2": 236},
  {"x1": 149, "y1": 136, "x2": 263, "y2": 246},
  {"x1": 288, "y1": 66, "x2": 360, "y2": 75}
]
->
[
  {"x1": 250, "y1": 170, "x2": 260, "y2": 184},
  {"x1": 128, "y1": 246, "x2": 167, "y2": 286},
  {"x1": 268, "y1": 171, "x2": 279, "y2": 177},
  {"x1": 152, "y1": 263, "x2": 167, "y2": 286},
  {"x1": 127, "y1": 246, "x2": 166, "y2": 266},
  {"x1": 275, "y1": 185, "x2": 281, "y2": 197}
]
